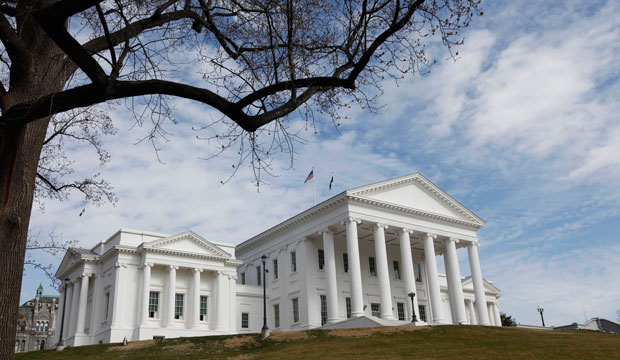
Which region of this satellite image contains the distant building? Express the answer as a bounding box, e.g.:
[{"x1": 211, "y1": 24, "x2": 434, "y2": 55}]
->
[
  {"x1": 55, "y1": 173, "x2": 502, "y2": 347},
  {"x1": 15, "y1": 285, "x2": 58, "y2": 352},
  {"x1": 555, "y1": 318, "x2": 620, "y2": 334}
]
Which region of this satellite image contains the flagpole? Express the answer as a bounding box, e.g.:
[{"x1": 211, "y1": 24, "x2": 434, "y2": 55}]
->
[{"x1": 313, "y1": 167, "x2": 316, "y2": 205}]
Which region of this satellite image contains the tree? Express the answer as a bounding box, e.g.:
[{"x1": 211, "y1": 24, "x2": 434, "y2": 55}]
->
[
  {"x1": 500, "y1": 312, "x2": 517, "y2": 327},
  {"x1": 0, "y1": 0, "x2": 481, "y2": 356}
]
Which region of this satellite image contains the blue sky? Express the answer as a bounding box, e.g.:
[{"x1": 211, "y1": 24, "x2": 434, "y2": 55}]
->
[{"x1": 22, "y1": 0, "x2": 620, "y2": 327}]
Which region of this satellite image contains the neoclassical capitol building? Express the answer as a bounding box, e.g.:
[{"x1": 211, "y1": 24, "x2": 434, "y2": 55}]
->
[{"x1": 54, "y1": 173, "x2": 502, "y2": 346}]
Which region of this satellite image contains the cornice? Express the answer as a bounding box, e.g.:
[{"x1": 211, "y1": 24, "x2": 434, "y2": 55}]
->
[
  {"x1": 142, "y1": 246, "x2": 231, "y2": 262},
  {"x1": 348, "y1": 195, "x2": 483, "y2": 229}
]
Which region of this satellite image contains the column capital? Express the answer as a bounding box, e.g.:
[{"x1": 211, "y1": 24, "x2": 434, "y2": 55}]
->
[
  {"x1": 424, "y1": 233, "x2": 437, "y2": 240},
  {"x1": 168, "y1": 265, "x2": 178, "y2": 270},
  {"x1": 142, "y1": 262, "x2": 153, "y2": 269},
  {"x1": 374, "y1": 222, "x2": 389, "y2": 230},
  {"x1": 446, "y1": 237, "x2": 459, "y2": 244},
  {"x1": 341, "y1": 217, "x2": 361, "y2": 225},
  {"x1": 81, "y1": 273, "x2": 91, "y2": 279},
  {"x1": 399, "y1": 228, "x2": 414, "y2": 235},
  {"x1": 318, "y1": 228, "x2": 333, "y2": 236},
  {"x1": 193, "y1": 268, "x2": 203, "y2": 273}
]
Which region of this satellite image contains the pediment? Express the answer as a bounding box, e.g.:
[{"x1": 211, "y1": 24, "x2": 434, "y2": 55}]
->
[
  {"x1": 143, "y1": 230, "x2": 231, "y2": 258},
  {"x1": 461, "y1": 277, "x2": 501, "y2": 295},
  {"x1": 348, "y1": 173, "x2": 484, "y2": 226},
  {"x1": 55, "y1": 249, "x2": 82, "y2": 278}
]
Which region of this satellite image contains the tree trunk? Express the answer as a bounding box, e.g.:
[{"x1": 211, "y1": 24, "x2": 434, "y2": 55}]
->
[{"x1": 0, "y1": 116, "x2": 49, "y2": 358}]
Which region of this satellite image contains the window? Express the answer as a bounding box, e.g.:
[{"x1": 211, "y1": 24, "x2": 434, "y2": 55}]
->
[
  {"x1": 256, "y1": 266, "x2": 262, "y2": 286},
  {"x1": 274, "y1": 304, "x2": 280, "y2": 328},
  {"x1": 397, "y1": 303, "x2": 405, "y2": 321},
  {"x1": 414, "y1": 263, "x2": 421, "y2": 282},
  {"x1": 45, "y1": 321, "x2": 49, "y2": 332},
  {"x1": 320, "y1": 295, "x2": 328, "y2": 325},
  {"x1": 200, "y1": 296, "x2": 208, "y2": 321},
  {"x1": 20, "y1": 321, "x2": 25, "y2": 331},
  {"x1": 240, "y1": 272, "x2": 246, "y2": 285},
  {"x1": 292, "y1": 298, "x2": 299, "y2": 323},
  {"x1": 291, "y1": 251, "x2": 297, "y2": 273},
  {"x1": 318, "y1": 249, "x2": 325, "y2": 270},
  {"x1": 104, "y1": 292, "x2": 110, "y2": 321},
  {"x1": 346, "y1": 297, "x2": 352, "y2": 319},
  {"x1": 241, "y1": 312, "x2": 249, "y2": 328},
  {"x1": 343, "y1": 253, "x2": 349, "y2": 273},
  {"x1": 369, "y1": 257, "x2": 376, "y2": 276},
  {"x1": 273, "y1": 259, "x2": 278, "y2": 280},
  {"x1": 149, "y1": 291, "x2": 159, "y2": 318},
  {"x1": 418, "y1": 305, "x2": 426, "y2": 322},
  {"x1": 174, "y1": 294, "x2": 184, "y2": 320},
  {"x1": 371, "y1": 303, "x2": 380, "y2": 317},
  {"x1": 36, "y1": 321, "x2": 40, "y2": 331},
  {"x1": 393, "y1": 260, "x2": 400, "y2": 280},
  {"x1": 40, "y1": 340, "x2": 45, "y2": 350}
]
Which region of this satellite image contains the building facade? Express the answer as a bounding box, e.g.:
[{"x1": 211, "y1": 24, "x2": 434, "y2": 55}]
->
[
  {"x1": 54, "y1": 173, "x2": 501, "y2": 347},
  {"x1": 15, "y1": 285, "x2": 58, "y2": 352}
]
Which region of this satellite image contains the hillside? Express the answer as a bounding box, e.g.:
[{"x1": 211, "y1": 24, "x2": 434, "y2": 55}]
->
[{"x1": 16, "y1": 325, "x2": 620, "y2": 359}]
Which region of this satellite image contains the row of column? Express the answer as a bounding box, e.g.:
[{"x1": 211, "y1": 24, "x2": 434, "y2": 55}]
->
[
  {"x1": 59, "y1": 273, "x2": 92, "y2": 341},
  {"x1": 140, "y1": 263, "x2": 235, "y2": 330},
  {"x1": 466, "y1": 299, "x2": 501, "y2": 325},
  {"x1": 320, "y1": 218, "x2": 493, "y2": 326}
]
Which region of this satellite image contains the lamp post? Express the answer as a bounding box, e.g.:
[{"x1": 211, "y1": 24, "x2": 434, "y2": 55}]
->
[
  {"x1": 537, "y1": 305, "x2": 545, "y2": 327},
  {"x1": 260, "y1": 255, "x2": 270, "y2": 339},
  {"x1": 408, "y1": 292, "x2": 417, "y2": 323},
  {"x1": 56, "y1": 277, "x2": 70, "y2": 351}
]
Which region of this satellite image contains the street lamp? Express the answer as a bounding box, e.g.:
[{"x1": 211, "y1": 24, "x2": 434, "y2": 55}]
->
[
  {"x1": 260, "y1": 255, "x2": 270, "y2": 339},
  {"x1": 56, "y1": 277, "x2": 70, "y2": 351},
  {"x1": 408, "y1": 292, "x2": 417, "y2": 323},
  {"x1": 537, "y1": 305, "x2": 545, "y2": 327}
]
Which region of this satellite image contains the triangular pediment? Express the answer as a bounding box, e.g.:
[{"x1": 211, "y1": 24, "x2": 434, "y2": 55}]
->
[
  {"x1": 461, "y1": 277, "x2": 501, "y2": 295},
  {"x1": 348, "y1": 173, "x2": 484, "y2": 226},
  {"x1": 55, "y1": 249, "x2": 83, "y2": 278},
  {"x1": 143, "y1": 230, "x2": 231, "y2": 258}
]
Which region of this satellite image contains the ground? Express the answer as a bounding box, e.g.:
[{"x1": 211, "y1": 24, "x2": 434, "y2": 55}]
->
[{"x1": 16, "y1": 325, "x2": 620, "y2": 359}]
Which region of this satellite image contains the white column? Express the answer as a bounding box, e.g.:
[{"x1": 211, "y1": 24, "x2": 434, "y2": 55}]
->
[
  {"x1": 54, "y1": 287, "x2": 65, "y2": 344},
  {"x1": 467, "y1": 300, "x2": 477, "y2": 325},
  {"x1": 166, "y1": 265, "x2": 177, "y2": 327},
  {"x1": 444, "y1": 238, "x2": 467, "y2": 324},
  {"x1": 467, "y1": 242, "x2": 491, "y2": 325},
  {"x1": 373, "y1": 223, "x2": 394, "y2": 320},
  {"x1": 228, "y1": 274, "x2": 237, "y2": 333},
  {"x1": 493, "y1": 302, "x2": 502, "y2": 327},
  {"x1": 69, "y1": 280, "x2": 81, "y2": 335},
  {"x1": 75, "y1": 274, "x2": 90, "y2": 334},
  {"x1": 320, "y1": 228, "x2": 339, "y2": 323},
  {"x1": 140, "y1": 263, "x2": 152, "y2": 325},
  {"x1": 216, "y1": 271, "x2": 228, "y2": 331},
  {"x1": 399, "y1": 229, "x2": 419, "y2": 321},
  {"x1": 487, "y1": 303, "x2": 495, "y2": 326},
  {"x1": 423, "y1": 233, "x2": 445, "y2": 324},
  {"x1": 192, "y1": 268, "x2": 202, "y2": 328},
  {"x1": 343, "y1": 218, "x2": 364, "y2": 317},
  {"x1": 62, "y1": 283, "x2": 74, "y2": 339}
]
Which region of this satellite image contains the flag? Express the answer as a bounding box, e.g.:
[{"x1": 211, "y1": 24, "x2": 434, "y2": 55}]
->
[
  {"x1": 329, "y1": 176, "x2": 334, "y2": 189},
  {"x1": 79, "y1": 208, "x2": 85, "y2": 217},
  {"x1": 304, "y1": 170, "x2": 314, "y2": 183}
]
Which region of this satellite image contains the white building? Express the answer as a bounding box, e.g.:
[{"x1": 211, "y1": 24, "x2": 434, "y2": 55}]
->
[{"x1": 54, "y1": 173, "x2": 501, "y2": 347}]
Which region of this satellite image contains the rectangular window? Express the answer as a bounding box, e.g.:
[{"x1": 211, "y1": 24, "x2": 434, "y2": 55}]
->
[
  {"x1": 393, "y1": 260, "x2": 400, "y2": 280},
  {"x1": 369, "y1": 257, "x2": 376, "y2": 276},
  {"x1": 240, "y1": 272, "x2": 246, "y2": 285},
  {"x1": 320, "y1": 295, "x2": 327, "y2": 326},
  {"x1": 418, "y1": 305, "x2": 426, "y2": 322},
  {"x1": 318, "y1": 249, "x2": 325, "y2": 270},
  {"x1": 274, "y1": 304, "x2": 280, "y2": 328},
  {"x1": 241, "y1": 312, "x2": 249, "y2": 328},
  {"x1": 148, "y1": 291, "x2": 159, "y2": 318},
  {"x1": 256, "y1": 266, "x2": 262, "y2": 286},
  {"x1": 174, "y1": 294, "x2": 184, "y2": 320},
  {"x1": 346, "y1": 297, "x2": 352, "y2": 319},
  {"x1": 291, "y1": 251, "x2": 297, "y2": 273},
  {"x1": 273, "y1": 259, "x2": 278, "y2": 280},
  {"x1": 397, "y1": 302, "x2": 405, "y2": 321},
  {"x1": 371, "y1": 303, "x2": 380, "y2": 317},
  {"x1": 292, "y1": 298, "x2": 299, "y2": 323},
  {"x1": 200, "y1": 296, "x2": 208, "y2": 321},
  {"x1": 414, "y1": 263, "x2": 421, "y2": 282},
  {"x1": 104, "y1": 292, "x2": 110, "y2": 321},
  {"x1": 343, "y1": 253, "x2": 349, "y2": 273}
]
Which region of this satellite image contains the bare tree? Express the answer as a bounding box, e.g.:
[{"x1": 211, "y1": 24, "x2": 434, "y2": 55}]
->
[
  {"x1": 25, "y1": 228, "x2": 78, "y2": 287},
  {"x1": 0, "y1": 0, "x2": 481, "y2": 356}
]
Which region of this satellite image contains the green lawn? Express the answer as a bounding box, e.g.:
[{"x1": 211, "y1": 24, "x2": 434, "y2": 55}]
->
[{"x1": 16, "y1": 325, "x2": 620, "y2": 359}]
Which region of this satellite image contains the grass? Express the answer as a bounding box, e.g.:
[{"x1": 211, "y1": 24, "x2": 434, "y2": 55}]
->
[{"x1": 16, "y1": 325, "x2": 620, "y2": 359}]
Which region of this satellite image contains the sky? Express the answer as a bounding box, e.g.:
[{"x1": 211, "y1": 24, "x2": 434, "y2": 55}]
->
[{"x1": 22, "y1": 0, "x2": 620, "y2": 327}]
